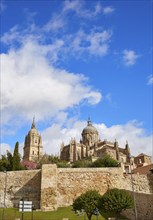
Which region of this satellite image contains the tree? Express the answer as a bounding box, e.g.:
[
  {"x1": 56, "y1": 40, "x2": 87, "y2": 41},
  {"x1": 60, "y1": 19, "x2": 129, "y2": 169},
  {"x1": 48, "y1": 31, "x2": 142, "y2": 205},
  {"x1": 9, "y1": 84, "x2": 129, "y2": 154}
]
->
[
  {"x1": 73, "y1": 190, "x2": 101, "y2": 220},
  {"x1": 6, "y1": 151, "x2": 13, "y2": 171},
  {"x1": 0, "y1": 151, "x2": 13, "y2": 171},
  {"x1": 12, "y1": 142, "x2": 21, "y2": 170},
  {"x1": 0, "y1": 142, "x2": 24, "y2": 172},
  {"x1": 0, "y1": 155, "x2": 10, "y2": 171},
  {"x1": 98, "y1": 188, "x2": 134, "y2": 219},
  {"x1": 91, "y1": 154, "x2": 119, "y2": 167}
]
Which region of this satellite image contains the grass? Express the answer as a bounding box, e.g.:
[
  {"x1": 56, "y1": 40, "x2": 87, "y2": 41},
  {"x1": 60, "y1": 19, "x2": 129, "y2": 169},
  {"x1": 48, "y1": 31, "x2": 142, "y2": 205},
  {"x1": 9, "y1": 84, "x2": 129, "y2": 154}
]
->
[
  {"x1": 0, "y1": 207, "x2": 103, "y2": 220},
  {"x1": 0, "y1": 207, "x2": 128, "y2": 220}
]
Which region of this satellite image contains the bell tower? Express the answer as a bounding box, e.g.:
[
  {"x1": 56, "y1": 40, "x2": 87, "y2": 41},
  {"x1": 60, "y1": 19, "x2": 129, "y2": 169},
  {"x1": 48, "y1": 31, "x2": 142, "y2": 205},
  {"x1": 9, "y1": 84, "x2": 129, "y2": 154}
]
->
[{"x1": 23, "y1": 117, "x2": 43, "y2": 162}]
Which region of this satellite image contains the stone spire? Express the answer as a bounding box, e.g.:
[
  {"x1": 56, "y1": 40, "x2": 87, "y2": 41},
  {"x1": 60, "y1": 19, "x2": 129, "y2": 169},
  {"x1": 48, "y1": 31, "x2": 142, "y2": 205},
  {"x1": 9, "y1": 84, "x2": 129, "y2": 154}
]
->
[
  {"x1": 114, "y1": 139, "x2": 119, "y2": 148},
  {"x1": 87, "y1": 116, "x2": 92, "y2": 126},
  {"x1": 125, "y1": 141, "x2": 131, "y2": 162},
  {"x1": 125, "y1": 140, "x2": 130, "y2": 150},
  {"x1": 31, "y1": 116, "x2": 36, "y2": 129}
]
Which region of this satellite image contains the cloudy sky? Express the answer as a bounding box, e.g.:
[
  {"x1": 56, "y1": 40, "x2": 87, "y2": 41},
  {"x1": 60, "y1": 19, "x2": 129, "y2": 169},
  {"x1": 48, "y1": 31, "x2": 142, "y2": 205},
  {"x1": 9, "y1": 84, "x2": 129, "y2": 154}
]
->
[{"x1": 0, "y1": 0, "x2": 152, "y2": 159}]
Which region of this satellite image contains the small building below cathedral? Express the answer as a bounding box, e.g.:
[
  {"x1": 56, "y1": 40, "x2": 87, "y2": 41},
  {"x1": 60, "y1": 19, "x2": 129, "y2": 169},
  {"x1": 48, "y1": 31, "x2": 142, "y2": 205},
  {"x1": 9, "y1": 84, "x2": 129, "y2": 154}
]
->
[
  {"x1": 134, "y1": 153, "x2": 152, "y2": 167},
  {"x1": 60, "y1": 118, "x2": 131, "y2": 168},
  {"x1": 23, "y1": 118, "x2": 43, "y2": 162}
]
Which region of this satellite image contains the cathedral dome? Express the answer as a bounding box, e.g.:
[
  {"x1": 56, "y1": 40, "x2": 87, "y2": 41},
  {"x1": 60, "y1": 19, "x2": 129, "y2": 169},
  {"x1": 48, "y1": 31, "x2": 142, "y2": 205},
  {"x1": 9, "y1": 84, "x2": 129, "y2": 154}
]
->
[{"x1": 82, "y1": 118, "x2": 98, "y2": 135}]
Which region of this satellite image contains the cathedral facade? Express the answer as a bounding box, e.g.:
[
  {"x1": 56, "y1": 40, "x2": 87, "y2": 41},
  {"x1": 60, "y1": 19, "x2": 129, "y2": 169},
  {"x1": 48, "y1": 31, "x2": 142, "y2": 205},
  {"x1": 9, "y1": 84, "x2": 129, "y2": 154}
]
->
[
  {"x1": 23, "y1": 118, "x2": 43, "y2": 162},
  {"x1": 60, "y1": 118, "x2": 131, "y2": 166}
]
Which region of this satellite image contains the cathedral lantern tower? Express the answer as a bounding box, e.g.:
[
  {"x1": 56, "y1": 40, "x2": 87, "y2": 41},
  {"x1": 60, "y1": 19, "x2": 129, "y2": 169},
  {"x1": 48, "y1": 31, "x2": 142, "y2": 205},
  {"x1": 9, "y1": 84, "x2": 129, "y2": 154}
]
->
[
  {"x1": 23, "y1": 118, "x2": 43, "y2": 162},
  {"x1": 81, "y1": 117, "x2": 99, "y2": 148}
]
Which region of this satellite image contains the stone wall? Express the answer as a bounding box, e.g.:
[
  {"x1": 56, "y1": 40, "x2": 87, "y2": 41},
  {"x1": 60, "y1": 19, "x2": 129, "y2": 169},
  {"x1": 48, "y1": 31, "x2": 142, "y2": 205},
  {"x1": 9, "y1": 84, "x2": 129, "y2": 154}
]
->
[
  {"x1": 40, "y1": 165, "x2": 153, "y2": 219},
  {"x1": 0, "y1": 165, "x2": 153, "y2": 219},
  {"x1": 122, "y1": 192, "x2": 153, "y2": 220},
  {"x1": 0, "y1": 170, "x2": 41, "y2": 209},
  {"x1": 55, "y1": 167, "x2": 152, "y2": 208}
]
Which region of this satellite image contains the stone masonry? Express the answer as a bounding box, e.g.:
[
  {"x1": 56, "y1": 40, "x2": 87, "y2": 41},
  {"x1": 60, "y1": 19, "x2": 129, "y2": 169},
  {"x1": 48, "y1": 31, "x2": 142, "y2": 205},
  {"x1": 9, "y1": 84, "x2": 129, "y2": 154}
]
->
[
  {"x1": 0, "y1": 170, "x2": 41, "y2": 209},
  {"x1": 40, "y1": 164, "x2": 57, "y2": 210},
  {"x1": 0, "y1": 164, "x2": 153, "y2": 219}
]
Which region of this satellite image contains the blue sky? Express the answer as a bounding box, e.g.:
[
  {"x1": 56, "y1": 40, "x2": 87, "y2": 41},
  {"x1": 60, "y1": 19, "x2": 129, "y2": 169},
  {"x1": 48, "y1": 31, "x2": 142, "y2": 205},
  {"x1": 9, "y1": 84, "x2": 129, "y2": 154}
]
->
[{"x1": 0, "y1": 0, "x2": 152, "y2": 158}]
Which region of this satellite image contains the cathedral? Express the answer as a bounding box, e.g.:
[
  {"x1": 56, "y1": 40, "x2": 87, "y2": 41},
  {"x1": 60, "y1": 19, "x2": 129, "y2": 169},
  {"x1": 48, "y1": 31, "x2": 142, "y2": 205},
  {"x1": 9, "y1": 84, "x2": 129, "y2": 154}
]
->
[
  {"x1": 22, "y1": 117, "x2": 152, "y2": 173},
  {"x1": 60, "y1": 118, "x2": 131, "y2": 167},
  {"x1": 23, "y1": 118, "x2": 43, "y2": 162}
]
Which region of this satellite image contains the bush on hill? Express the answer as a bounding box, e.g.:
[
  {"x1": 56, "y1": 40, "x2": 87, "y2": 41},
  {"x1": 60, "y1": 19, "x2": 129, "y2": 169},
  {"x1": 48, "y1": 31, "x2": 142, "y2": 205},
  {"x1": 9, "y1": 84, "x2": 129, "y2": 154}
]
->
[
  {"x1": 91, "y1": 154, "x2": 119, "y2": 167},
  {"x1": 72, "y1": 158, "x2": 92, "y2": 168}
]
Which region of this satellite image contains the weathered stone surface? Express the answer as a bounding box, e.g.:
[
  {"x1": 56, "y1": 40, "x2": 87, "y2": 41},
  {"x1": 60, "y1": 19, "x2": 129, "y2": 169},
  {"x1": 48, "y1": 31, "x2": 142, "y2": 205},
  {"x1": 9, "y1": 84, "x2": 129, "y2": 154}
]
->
[
  {"x1": 56, "y1": 167, "x2": 152, "y2": 208},
  {"x1": 122, "y1": 192, "x2": 153, "y2": 220},
  {"x1": 0, "y1": 164, "x2": 153, "y2": 219},
  {"x1": 0, "y1": 170, "x2": 41, "y2": 209},
  {"x1": 57, "y1": 168, "x2": 120, "y2": 207},
  {"x1": 40, "y1": 164, "x2": 57, "y2": 210}
]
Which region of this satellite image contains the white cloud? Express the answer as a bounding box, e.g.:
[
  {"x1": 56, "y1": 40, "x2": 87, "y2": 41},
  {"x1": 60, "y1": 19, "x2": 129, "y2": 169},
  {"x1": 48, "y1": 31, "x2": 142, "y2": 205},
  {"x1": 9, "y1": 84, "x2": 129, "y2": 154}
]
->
[
  {"x1": 87, "y1": 30, "x2": 111, "y2": 55},
  {"x1": 1, "y1": 24, "x2": 42, "y2": 47},
  {"x1": 63, "y1": 0, "x2": 103, "y2": 18},
  {"x1": 1, "y1": 25, "x2": 21, "y2": 45},
  {"x1": 0, "y1": 142, "x2": 23, "y2": 158},
  {"x1": 71, "y1": 29, "x2": 112, "y2": 56},
  {"x1": 122, "y1": 50, "x2": 140, "y2": 66},
  {"x1": 147, "y1": 75, "x2": 153, "y2": 85},
  {"x1": 0, "y1": 143, "x2": 11, "y2": 156},
  {"x1": 96, "y1": 120, "x2": 152, "y2": 157},
  {"x1": 43, "y1": 15, "x2": 65, "y2": 32},
  {"x1": 63, "y1": 0, "x2": 82, "y2": 13},
  {"x1": 1, "y1": 26, "x2": 112, "y2": 58},
  {"x1": 1, "y1": 1, "x2": 113, "y2": 59},
  {"x1": 1, "y1": 40, "x2": 102, "y2": 127},
  {"x1": 42, "y1": 120, "x2": 86, "y2": 155},
  {"x1": 41, "y1": 119, "x2": 152, "y2": 158},
  {"x1": 94, "y1": 2, "x2": 102, "y2": 15},
  {"x1": 84, "y1": 92, "x2": 102, "y2": 105},
  {"x1": 103, "y1": 6, "x2": 115, "y2": 15}
]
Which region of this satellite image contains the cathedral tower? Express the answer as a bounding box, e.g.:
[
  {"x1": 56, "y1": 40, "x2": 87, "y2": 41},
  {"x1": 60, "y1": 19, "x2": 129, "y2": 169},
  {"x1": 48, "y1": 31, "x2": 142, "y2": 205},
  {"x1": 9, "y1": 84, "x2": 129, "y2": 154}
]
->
[{"x1": 23, "y1": 118, "x2": 43, "y2": 162}]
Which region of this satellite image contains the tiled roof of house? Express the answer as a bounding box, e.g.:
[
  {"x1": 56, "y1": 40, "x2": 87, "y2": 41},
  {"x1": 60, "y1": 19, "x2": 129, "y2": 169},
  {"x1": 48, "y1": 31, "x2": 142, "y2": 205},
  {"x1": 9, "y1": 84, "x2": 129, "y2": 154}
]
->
[
  {"x1": 133, "y1": 164, "x2": 153, "y2": 175},
  {"x1": 135, "y1": 153, "x2": 151, "y2": 158}
]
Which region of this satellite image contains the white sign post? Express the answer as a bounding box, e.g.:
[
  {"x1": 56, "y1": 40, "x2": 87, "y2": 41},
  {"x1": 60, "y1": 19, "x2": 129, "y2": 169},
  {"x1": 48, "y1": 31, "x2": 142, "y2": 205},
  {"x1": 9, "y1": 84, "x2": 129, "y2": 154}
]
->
[{"x1": 19, "y1": 201, "x2": 33, "y2": 220}]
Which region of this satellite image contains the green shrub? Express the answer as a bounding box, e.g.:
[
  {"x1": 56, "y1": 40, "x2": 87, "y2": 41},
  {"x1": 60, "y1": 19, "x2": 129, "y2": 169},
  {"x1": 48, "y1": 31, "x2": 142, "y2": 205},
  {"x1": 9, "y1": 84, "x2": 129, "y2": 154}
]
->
[
  {"x1": 73, "y1": 190, "x2": 101, "y2": 220},
  {"x1": 91, "y1": 155, "x2": 119, "y2": 167},
  {"x1": 98, "y1": 188, "x2": 134, "y2": 218},
  {"x1": 72, "y1": 158, "x2": 92, "y2": 168}
]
